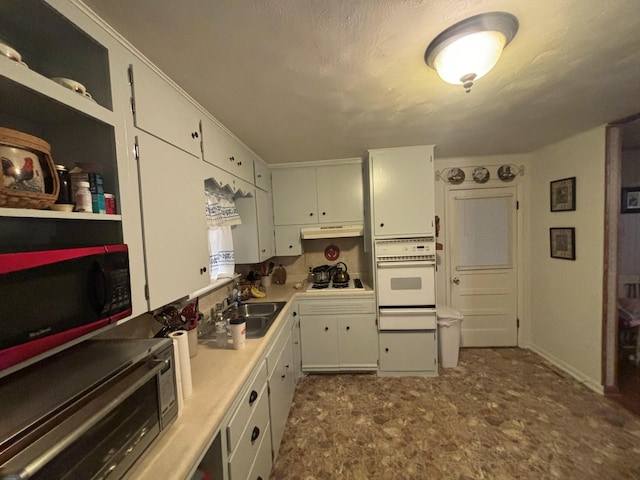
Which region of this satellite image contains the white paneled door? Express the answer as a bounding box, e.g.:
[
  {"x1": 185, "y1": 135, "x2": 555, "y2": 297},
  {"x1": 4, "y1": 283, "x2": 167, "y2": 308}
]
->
[{"x1": 446, "y1": 187, "x2": 518, "y2": 346}]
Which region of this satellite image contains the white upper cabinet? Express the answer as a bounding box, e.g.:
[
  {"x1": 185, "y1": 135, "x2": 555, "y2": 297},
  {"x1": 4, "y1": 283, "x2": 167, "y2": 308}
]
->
[
  {"x1": 272, "y1": 167, "x2": 318, "y2": 225},
  {"x1": 129, "y1": 61, "x2": 202, "y2": 158},
  {"x1": 368, "y1": 145, "x2": 435, "y2": 237},
  {"x1": 136, "y1": 132, "x2": 210, "y2": 311},
  {"x1": 254, "y1": 161, "x2": 270, "y2": 192},
  {"x1": 231, "y1": 183, "x2": 275, "y2": 264},
  {"x1": 201, "y1": 117, "x2": 255, "y2": 184},
  {"x1": 316, "y1": 164, "x2": 363, "y2": 223},
  {"x1": 272, "y1": 161, "x2": 364, "y2": 226}
]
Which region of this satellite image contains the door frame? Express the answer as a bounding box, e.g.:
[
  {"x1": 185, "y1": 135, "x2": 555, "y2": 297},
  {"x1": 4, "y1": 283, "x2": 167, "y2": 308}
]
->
[
  {"x1": 442, "y1": 181, "x2": 525, "y2": 347},
  {"x1": 602, "y1": 125, "x2": 622, "y2": 393}
]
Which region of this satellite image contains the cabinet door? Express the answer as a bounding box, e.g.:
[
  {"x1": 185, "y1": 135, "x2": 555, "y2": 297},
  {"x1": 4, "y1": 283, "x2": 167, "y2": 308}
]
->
[
  {"x1": 338, "y1": 315, "x2": 378, "y2": 369},
  {"x1": 274, "y1": 226, "x2": 303, "y2": 256},
  {"x1": 272, "y1": 168, "x2": 318, "y2": 225},
  {"x1": 201, "y1": 118, "x2": 255, "y2": 183},
  {"x1": 136, "y1": 132, "x2": 209, "y2": 310},
  {"x1": 256, "y1": 188, "x2": 275, "y2": 261},
  {"x1": 291, "y1": 310, "x2": 303, "y2": 382},
  {"x1": 378, "y1": 332, "x2": 437, "y2": 374},
  {"x1": 130, "y1": 62, "x2": 202, "y2": 158},
  {"x1": 268, "y1": 329, "x2": 295, "y2": 458},
  {"x1": 316, "y1": 164, "x2": 363, "y2": 223},
  {"x1": 231, "y1": 186, "x2": 259, "y2": 265},
  {"x1": 300, "y1": 316, "x2": 339, "y2": 370},
  {"x1": 370, "y1": 146, "x2": 435, "y2": 237},
  {"x1": 254, "y1": 161, "x2": 270, "y2": 191}
]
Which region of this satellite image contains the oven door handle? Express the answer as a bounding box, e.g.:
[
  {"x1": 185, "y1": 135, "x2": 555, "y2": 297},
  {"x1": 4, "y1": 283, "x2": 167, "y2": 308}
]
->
[
  {"x1": 376, "y1": 260, "x2": 435, "y2": 268},
  {"x1": 0, "y1": 361, "x2": 164, "y2": 479},
  {"x1": 379, "y1": 308, "x2": 436, "y2": 316}
]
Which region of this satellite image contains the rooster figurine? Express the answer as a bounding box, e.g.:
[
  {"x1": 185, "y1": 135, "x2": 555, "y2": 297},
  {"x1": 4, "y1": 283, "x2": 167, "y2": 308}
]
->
[{"x1": 1, "y1": 156, "x2": 41, "y2": 192}]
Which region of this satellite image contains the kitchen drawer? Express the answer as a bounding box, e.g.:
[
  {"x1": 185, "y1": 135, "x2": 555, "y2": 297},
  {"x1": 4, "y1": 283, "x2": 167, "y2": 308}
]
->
[
  {"x1": 378, "y1": 331, "x2": 437, "y2": 373},
  {"x1": 227, "y1": 361, "x2": 267, "y2": 453},
  {"x1": 228, "y1": 390, "x2": 270, "y2": 480},
  {"x1": 298, "y1": 299, "x2": 375, "y2": 316},
  {"x1": 247, "y1": 419, "x2": 273, "y2": 480}
]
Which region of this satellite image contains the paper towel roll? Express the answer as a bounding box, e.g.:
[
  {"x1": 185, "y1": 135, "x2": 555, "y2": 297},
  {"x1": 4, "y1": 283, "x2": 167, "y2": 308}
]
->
[
  {"x1": 171, "y1": 337, "x2": 184, "y2": 414},
  {"x1": 169, "y1": 330, "x2": 193, "y2": 399}
]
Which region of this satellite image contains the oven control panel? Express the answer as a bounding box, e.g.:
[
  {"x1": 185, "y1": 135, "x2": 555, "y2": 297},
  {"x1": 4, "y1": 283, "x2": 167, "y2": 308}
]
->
[{"x1": 375, "y1": 237, "x2": 435, "y2": 259}]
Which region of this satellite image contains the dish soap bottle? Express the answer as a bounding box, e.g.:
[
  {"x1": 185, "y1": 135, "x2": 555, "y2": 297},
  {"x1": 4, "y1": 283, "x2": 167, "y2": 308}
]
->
[{"x1": 273, "y1": 264, "x2": 287, "y2": 285}]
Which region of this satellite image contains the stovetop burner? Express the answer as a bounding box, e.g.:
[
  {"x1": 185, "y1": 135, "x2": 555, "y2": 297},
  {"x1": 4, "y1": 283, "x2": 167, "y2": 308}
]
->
[{"x1": 306, "y1": 278, "x2": 364, "y2": 292}]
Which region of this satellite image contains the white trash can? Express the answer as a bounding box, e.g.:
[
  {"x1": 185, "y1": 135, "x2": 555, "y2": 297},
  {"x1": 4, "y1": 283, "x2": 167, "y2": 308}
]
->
[{"x1": 437, "y1": 305, "x2": 464, "y2": 368}]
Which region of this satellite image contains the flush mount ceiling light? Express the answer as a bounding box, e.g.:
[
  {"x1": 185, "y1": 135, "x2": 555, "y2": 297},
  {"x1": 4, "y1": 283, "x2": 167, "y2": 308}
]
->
[{"x1": 424, "y1": 12, "x2": 518, "y2": 93}]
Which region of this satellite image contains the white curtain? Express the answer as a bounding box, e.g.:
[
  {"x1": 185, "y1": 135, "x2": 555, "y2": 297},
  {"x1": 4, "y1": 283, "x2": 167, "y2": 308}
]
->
[{"x1": 205, "y1": 184, "x2": 242, "y2": 280}]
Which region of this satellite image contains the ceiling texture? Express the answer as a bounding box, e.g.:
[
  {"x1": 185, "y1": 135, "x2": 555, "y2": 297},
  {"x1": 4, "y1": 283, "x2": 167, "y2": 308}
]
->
[{"x1": 81, "y1": 0, "x2": 640, "y2": 163}]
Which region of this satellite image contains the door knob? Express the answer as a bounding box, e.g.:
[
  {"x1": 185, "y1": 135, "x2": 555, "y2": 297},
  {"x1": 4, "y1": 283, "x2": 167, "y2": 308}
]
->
[{"x1": 452, "y1": 277, "x2": 460, "y2": 285}]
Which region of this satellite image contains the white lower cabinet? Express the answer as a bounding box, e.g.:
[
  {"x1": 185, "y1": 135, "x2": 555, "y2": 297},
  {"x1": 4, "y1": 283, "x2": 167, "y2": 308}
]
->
[
  {"x1": 265, "y1": 308, "x2": 298, "y2": 462},
  {"x1": 378, "y1": 331, "x2": 438, "y2": 376},
  {"x1": 226, "y1": 361, "x2": 272, "y2": 480},
  {"x1": 299, "y1": 298, "x2": 377, "y2": 372}
]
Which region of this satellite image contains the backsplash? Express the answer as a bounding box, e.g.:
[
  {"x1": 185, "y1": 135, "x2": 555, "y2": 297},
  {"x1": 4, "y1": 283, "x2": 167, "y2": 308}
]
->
[{"x1": 237, "y1": 237, "x2": 370, "y2": 283}]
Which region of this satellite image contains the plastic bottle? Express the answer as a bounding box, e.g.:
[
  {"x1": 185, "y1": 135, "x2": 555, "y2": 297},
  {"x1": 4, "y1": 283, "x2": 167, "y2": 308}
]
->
[
  {"x1": 215, "y1": 310, "x2": 227, "y2": 349},
  {"x1": 75, "y1": 181, "x2": 92, "y2": 212}
]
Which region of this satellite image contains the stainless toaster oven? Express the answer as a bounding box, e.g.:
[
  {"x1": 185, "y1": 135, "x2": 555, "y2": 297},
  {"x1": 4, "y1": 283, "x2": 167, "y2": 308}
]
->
[{"x1": 0, "y1": 338, "x2": 177, "y2": 480}]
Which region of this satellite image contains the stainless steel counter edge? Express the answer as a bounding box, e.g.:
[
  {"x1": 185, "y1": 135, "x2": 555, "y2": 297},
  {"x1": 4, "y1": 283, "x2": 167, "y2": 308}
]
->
[{"x1": 124, "y1": 282, "x2": 374, "y2": 480}]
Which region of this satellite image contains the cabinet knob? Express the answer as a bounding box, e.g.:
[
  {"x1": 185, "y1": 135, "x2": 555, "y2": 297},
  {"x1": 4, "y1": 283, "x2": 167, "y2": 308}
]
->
[
  {"x1": 452, "y1": 277, "x2": 460, "y2": 285},
  {"x1": 251, "y1": 426, "x2": 260, "y2": 442},
  {"x1": 293, "y1": 311, "x2": 297, "y2": 317},
  {"x1": 257, "y1": 174, "x2": 262, "y2": 178},
  {"x1": 249, "y1": 390, "x2": 258, "y2": 404},
  {"x1": 346, "y1": 326, "x2": 350, "y2": 331},
  {"x1": 380, "y1": 223, "x2": 384, "y2": 228},
  {"x1": 385, "y1": 347, "x2": 389, "y2": 352},
  {"x1": 191, "y1": 131, "x2": 199, "y2": 138},
  {"x1": 261, "y1": 249, "x2": 266, "y2": 253},
  {"x1": 238, "y1": 161, "x2": 242, "y2": 166},
  {"x1": 309, "y1": 212, "x2": 314, "y2": 216},
  {"x1": 200, "y1": 267, "x2": 207, "y2": 274},
  {"x1": 324, "y1": 326, "x2": 329, "y2": 331},
  {"x1": 281, "y1": 374, "x2": 286, "y2": 379},
  {"x1": 285, "y1": 364, "x2": 290, "y2": 369},
  {"x1": 289, "y1": 245, "x2": 293, "y2": 249},
  {"x1": 229, "y1": 156, "x2": 235, "y2": 162},
  {"x1": 322, "y1": 212, "x2": 326, "y2": 216}
]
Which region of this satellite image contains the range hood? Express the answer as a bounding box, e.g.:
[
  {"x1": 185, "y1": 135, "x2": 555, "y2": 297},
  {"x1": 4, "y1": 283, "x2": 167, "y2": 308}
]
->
[{"x1": 300, "y1": 224, "x2": 364, "y2": 239}]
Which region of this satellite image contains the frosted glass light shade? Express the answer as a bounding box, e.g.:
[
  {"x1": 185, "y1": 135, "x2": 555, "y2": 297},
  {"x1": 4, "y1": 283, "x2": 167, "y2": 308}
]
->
[
  {"x1": 425, "y1": 12, "x2": 518, "y2": 92},
  {"x1": 433, "y1": 30, "x2": 507, "y2": 85}
]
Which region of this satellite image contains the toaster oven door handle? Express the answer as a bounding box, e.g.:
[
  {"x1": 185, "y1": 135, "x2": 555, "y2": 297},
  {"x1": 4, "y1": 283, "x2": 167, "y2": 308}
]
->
[{"x1": 0, "y1": 361, "x2": 164, "y2": 479}]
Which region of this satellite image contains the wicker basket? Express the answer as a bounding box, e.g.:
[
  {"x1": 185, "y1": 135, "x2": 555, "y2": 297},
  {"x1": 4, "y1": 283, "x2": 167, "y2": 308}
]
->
[{"x1": 0, "y1": 127, "x2": 59, "y2": 209}]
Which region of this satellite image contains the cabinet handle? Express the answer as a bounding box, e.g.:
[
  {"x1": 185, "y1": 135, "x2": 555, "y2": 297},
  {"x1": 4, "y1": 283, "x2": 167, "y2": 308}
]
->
[
  {"x1": 229, "y1": 156, "x2": 235, "y2": 162},
  {"x1": 191, "y1": 131, "x2": 199, "y2": 138},
  {"x1": 249, "y1": 390, "x2": 258, "y2": 405},
  {"x1": 251, "y1": 426, "x2": 260, "y2": 442},
  {"x1": 238, "y1": 161, "x2": 242, "y2": 166},
  {"x1": 199, "y1": 267, "x2": 207, "y2": 274}
]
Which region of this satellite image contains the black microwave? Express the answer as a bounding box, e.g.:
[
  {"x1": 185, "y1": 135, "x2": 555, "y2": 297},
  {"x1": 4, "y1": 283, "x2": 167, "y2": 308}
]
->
[{"x1": 0, "y1": 245, "x2": 132, "y2": 373}]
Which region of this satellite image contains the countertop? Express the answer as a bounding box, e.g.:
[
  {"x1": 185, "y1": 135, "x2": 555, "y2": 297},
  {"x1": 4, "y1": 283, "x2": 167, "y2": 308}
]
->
[{"x1": 124, "y1": 281, "x2": 373, "y2": 480}]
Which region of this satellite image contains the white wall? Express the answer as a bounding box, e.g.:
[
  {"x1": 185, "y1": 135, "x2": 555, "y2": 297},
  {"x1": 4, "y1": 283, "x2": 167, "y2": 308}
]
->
[{"x1": 528, "y1": 126, "x2": 606, "y2": 392}]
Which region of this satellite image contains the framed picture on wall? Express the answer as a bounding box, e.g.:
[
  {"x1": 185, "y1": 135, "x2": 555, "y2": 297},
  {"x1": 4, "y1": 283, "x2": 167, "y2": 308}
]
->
[
  {"x1": 550, "y1": 227, "x2": 576, "y2": 260},
  {"x1": 550, "y1": 177, "x2": 576, "y2": 212},
  {"x1": 621, "y1": 187, "x2": 640, "y2": 213}
]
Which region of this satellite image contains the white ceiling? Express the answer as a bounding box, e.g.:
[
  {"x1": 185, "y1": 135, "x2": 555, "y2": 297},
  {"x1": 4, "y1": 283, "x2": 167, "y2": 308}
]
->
[{"x1": 81, "y1": 0, "x2": 640, "y2": 163}]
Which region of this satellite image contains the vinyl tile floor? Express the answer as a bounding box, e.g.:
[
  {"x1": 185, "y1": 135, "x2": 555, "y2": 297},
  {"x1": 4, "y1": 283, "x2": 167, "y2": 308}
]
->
[{"x1": 270, "y1": 348, "x2": 640, "y2": 480}]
